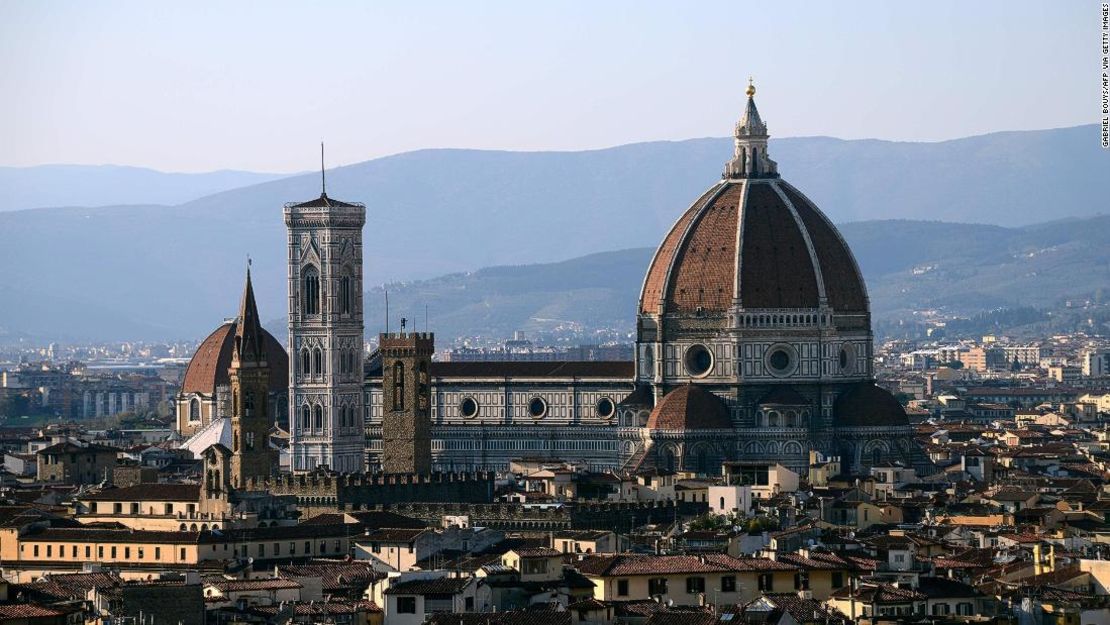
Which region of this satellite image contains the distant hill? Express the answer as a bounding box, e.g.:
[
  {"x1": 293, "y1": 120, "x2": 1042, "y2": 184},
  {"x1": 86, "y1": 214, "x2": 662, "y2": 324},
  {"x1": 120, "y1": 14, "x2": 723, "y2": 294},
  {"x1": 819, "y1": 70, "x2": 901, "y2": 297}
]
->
[
  {"x1": 0, "y1": 164, "x2": 291, "y2": 211},
  {"x1": 0, "y1": 125, "x2": 1106, "y2": 341},
  {"x1": 357, "y1": 216, "x2": 1110, "y2": 343}
]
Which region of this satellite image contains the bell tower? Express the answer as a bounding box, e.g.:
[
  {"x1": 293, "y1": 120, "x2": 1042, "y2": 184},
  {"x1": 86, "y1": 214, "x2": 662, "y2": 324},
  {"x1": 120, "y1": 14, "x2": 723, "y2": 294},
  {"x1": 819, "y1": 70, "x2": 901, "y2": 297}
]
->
[
  {"x1": 379, "y1": 331, "x2": 433, "y2": 474},
  {"x1": 229, "y1": 266, "x2": 278, "y2": 486},
  {"x1": 285, "y1": 149, "x2": 367, "y2": 474}
]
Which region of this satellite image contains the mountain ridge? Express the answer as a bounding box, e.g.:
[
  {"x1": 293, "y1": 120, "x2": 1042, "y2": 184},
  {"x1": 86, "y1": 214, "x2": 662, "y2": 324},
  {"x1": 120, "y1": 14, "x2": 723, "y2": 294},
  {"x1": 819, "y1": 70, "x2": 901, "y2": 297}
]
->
[{"x1": 0, "y1": 124, "x2": 1106, "y2": 341}]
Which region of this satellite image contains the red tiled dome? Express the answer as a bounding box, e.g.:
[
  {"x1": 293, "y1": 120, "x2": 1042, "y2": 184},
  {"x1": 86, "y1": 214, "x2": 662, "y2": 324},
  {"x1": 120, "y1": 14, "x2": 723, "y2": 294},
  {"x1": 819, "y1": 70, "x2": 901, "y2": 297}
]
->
[
  {"x1": 833, "y1": 382, "x2": 909, "y2": 427},
  {"x1": 638, "y1": 178, "x2": 868, "y2": 317},
  {"x1": 645, "y1": 385, "x2": 732, "y2": 430},
  {"x1": 180, "y1": 321, "x2": 288, "y2": 395}
]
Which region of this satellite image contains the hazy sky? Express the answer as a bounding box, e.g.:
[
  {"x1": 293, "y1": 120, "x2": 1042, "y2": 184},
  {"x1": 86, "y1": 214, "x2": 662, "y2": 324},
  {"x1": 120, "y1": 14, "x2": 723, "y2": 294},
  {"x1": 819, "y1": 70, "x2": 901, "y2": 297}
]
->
[{"x1": 0, "y1": 1, "x2": 1099, "y2": 173}]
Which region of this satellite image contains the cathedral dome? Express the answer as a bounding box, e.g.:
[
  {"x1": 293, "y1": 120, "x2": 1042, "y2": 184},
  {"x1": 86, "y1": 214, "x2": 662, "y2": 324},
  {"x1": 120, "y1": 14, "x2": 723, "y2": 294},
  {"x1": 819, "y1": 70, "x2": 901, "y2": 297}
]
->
[
  {"x1": 645, "y1": 384, "x2": 732, "y2": 430},
  {"x1": 181, "y1": 320, "x2": 288, "y2": 395},
  {"x1": 833, "y1": 382, "x2": 909, "y2": 427},
  {"x1": 639, "y1": 87, "x2": 867, "y2": 320}
]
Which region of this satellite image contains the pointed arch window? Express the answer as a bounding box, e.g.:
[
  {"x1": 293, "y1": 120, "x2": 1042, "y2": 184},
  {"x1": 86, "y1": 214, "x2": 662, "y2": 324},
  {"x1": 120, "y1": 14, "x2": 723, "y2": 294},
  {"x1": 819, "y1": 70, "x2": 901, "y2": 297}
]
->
[
  {"x1": 392, "y1": 361, "x2": 405, "y2": 411},
  {"x1": 313, "y1": 348, "x2": 323, "y2": 376},
  {"x1": 302, "y1": 266, "x2": 320, "y2": 315},
  {"x1": 340, "y1": 273, "x2": 352, "y2": 316},
  {"x1": 301, "y1": 349, "x2": 310, "y2": 378},
  {"x1": 301, "y1": 405, "x2": 310, "y2": 432},
  {"x1": 313, "y1": 404, "x2": 323, "y2": 431},
  {"x1": 244, "y1": 391, "x2": 255, "y2": 417},
  {"x1": 189, "y1": 398, "x2": 200, "y2": 422}
]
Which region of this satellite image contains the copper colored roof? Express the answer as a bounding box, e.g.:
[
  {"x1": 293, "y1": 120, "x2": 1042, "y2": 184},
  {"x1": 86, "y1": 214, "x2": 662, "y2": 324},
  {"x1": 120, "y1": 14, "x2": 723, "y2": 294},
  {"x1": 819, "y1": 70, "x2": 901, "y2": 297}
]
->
[
  {"x1": 645, "y1": 385, "x2": 732, "y2": 430},
  {"x1": 833, "y1": 382, "x2": 910, "y2": 428},
  {"x1": 181, "y1": 321, "x2": 288, "y2": 395},
  {"x1": 638, "y1": 178, "x2": 868, "y2": 317}
]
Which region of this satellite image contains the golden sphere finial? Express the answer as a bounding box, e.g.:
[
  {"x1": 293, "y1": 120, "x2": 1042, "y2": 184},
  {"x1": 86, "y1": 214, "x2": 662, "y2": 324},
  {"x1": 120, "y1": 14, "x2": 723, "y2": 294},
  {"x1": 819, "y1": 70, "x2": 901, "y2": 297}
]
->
[{"x1": 745, "y1": 76, "x2": 756, "y2": 97}]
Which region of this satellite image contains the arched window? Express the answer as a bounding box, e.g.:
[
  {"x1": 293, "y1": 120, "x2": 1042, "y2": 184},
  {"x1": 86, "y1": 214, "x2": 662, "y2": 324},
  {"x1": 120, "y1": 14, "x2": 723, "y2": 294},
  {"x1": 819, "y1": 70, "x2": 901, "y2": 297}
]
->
[
  {"x1": 244, "y1": 391, "x2": 255, "y2": 417},
  {"x1": 340, "y1": 273, "x2": 352, "y2": 315},
  {"x1": 189, "y1": 398, "x2": 200, "y2": 421},
  {"x1": 301, "y1": 405, "x2": 310, "y2": 432},
  {"x1": 313, "y1": 348, "x2": 323, "y2": 375},
  {"x1": 313, "y1": 404, "x2": 323, "y2": 431},
  {"x1": 301, "y1": 349, "x2": 310, "y2": 377},
  {"x1": 392, "y1": 361, "x2": 405, "y2": 411},
  {"x1": 233, "y1": 432, "x2": 239, "y2": 452},
  {"x1": 302, "y1": 266, "x2": 320, "y2": 315}
]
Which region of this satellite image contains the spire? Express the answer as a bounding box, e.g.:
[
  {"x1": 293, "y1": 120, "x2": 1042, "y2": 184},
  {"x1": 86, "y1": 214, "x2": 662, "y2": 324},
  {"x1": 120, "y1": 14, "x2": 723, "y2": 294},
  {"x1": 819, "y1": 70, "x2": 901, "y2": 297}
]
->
[
  {"x1": 233, "y1": 262, "x2": 267, "y2": 365},
  {"x1": 724, "y1": 77, "x2": 778, "y2": 179},
  {"x1": 320, "y1": 142, "x2": 327, "y2": 198}
]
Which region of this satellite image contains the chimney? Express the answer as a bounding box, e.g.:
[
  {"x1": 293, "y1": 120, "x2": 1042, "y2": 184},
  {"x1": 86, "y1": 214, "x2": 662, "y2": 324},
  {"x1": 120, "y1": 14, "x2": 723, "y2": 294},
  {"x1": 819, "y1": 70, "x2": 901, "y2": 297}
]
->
[
  {"x1": 1049, "y1": 544, "x2": 1056, "y2": 572},
  {"x1": 1033, "y1": 544, "x2": 1043, "y2": 576}
]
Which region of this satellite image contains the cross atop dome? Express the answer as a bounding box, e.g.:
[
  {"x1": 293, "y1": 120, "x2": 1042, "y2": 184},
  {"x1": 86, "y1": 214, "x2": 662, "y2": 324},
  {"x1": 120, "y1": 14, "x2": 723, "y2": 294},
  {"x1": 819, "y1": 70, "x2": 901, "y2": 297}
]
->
[{"x1": 724, "y1": 78, "x2": 778, "y2": 179}]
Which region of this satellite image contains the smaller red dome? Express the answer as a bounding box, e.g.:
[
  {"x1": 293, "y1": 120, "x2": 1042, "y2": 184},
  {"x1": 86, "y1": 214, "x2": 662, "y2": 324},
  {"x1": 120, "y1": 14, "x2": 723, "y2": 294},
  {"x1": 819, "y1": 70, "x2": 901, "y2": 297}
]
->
[
  {"x1": 834, "y1": 382, "x2": 909, "y2": 428},
  {"x1": 181, "y1": 321, "x2": 288, "y2": 395},
  {"x1": 646, "y1": 385, "x2": 732, "y2": 430}
]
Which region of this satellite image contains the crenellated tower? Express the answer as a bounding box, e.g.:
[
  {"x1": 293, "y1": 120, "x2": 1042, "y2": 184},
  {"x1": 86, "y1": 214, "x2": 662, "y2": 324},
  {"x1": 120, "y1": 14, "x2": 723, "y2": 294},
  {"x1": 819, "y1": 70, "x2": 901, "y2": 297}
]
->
[{"x1": 379, "y1": 332, "x2": 433, "y2": 474}]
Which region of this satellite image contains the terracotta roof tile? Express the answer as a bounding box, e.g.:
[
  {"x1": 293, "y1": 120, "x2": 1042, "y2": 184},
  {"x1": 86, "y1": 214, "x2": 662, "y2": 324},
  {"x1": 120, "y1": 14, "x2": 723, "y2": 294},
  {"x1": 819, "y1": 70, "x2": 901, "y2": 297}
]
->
[
  {"x1": 181, "y1": 321, "x2": 287, "y2": 395},
  {"x1": 646, "y1": 385, "x2": 732, "y2": 430}
]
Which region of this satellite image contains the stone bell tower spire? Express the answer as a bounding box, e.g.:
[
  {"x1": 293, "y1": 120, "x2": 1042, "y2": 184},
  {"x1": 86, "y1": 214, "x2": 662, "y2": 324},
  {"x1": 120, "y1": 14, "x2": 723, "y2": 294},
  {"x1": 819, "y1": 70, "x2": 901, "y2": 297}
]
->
[
  {"x1": 724, "y1": 78, "x2": 778, "y2": 179},
  {"x1": 229, "y1": 264, "x2": 277, "y2": 486},
  {"x1": 285, "y1": 154, "x2": 367, "y2": 474}
]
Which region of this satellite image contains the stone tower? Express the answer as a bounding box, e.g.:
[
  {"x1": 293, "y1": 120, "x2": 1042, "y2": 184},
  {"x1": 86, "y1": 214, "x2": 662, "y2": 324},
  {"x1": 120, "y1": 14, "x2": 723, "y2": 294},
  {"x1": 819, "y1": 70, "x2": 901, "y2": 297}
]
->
[
  {"x1": 229, "y1": 267, "x2": 278, "y2": 486},
  {"x1": 379, "y1": 332, "x2": 433, "y2": 474},
  {"x1": 285, "y1": 183, "x2": 366, "y2": 474}
]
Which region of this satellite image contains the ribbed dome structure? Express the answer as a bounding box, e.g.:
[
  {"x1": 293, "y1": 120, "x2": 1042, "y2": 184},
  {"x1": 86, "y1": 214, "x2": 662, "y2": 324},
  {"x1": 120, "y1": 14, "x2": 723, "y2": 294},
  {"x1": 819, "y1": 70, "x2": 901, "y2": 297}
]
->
[
  {"x1": 639, "y1": 178, "x2": 867, "y2": 317},
  {"x1": 645, "y1": 385, "x2": 732, "y2": 430},
  {"x1": 181, "y1": 321, "x2": 288, "y2": 395},
  {"x1": 833, "y1": 382, "x2": 910, "y2": 427},
  {"x1": 639, "y1": 84, "x2": 867, "y2": 321}
]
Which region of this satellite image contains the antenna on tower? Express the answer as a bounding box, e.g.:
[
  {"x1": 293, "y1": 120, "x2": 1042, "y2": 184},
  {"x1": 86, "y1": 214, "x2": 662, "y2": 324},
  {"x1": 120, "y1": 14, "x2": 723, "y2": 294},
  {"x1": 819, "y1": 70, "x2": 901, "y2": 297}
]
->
[
  {"x1": 320, "y1": 142, "x2": 327, "y2": 197},
  {"x1": 384, "y1": 288, "x2": 390, "y2": 335}
]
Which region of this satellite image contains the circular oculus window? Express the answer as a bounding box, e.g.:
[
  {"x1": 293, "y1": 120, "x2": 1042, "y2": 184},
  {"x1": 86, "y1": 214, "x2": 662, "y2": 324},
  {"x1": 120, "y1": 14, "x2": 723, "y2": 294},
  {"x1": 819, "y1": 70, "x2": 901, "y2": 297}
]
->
[
  {"x1": 528, "y1": 397, "x2": 547, "y2": 418},
  {"x1": 596, "y1": 397, "x2": 615, "y2": 419},
  {"x1": 839, "y1": 344, "x2": 855, "y2": 374},
  {"x1": 460, "y1": 397, "x2": 478, "y2": 418},
  {"x1": 766, "y1": 345, "x2": 796, "y2": 376},
  {"x1": 684, "y1": 344, "x2": 713, "y2": 377}
]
